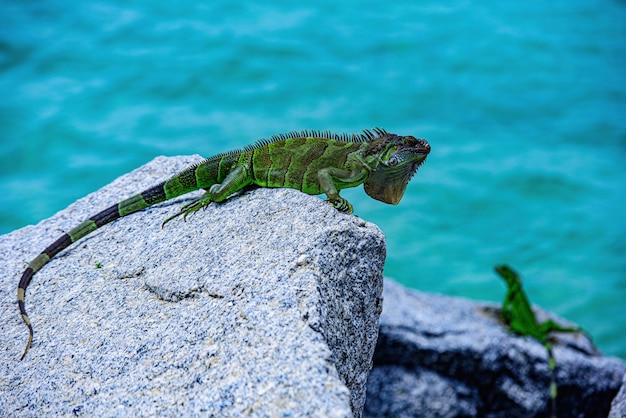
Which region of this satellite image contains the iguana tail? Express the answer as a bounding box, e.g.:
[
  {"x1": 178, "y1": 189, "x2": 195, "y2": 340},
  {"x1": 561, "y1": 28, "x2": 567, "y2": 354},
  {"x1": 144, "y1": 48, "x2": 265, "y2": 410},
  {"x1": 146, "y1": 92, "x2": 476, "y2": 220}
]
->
[
  {"x1": 546, "y1": 343, "x2": 557, "y2": 418},
  {"x1": 16, "y1": 160, "x2": 217, "y2": 360}
]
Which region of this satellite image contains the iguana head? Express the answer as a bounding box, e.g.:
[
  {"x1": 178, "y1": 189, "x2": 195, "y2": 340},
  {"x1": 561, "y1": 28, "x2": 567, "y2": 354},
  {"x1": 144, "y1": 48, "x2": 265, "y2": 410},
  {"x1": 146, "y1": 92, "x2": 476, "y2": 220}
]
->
[
  {"x1": 494, "y1": 265, "x2": 519, "y2": 286},
  {"x1": 362, "y1": 133, "x2": 430, "y2": 205}
]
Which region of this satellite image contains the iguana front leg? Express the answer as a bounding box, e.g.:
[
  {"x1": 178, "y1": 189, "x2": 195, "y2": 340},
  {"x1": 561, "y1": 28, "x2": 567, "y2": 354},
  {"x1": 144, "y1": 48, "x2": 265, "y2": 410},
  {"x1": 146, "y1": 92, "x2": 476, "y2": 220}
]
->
[
  {"x1": 538, "y1": 319, "x2": 581, "y2": 336},
  {"x1": 317, "y1": 166, "x2": 369, "y2": 214}
]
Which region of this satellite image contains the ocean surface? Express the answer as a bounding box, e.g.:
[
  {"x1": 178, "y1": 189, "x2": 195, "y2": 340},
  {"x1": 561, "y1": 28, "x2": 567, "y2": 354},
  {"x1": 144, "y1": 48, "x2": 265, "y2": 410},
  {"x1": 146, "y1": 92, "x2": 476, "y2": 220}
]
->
[{"x1": 1, "y1": 1, "x2": 625, "y2": 359}]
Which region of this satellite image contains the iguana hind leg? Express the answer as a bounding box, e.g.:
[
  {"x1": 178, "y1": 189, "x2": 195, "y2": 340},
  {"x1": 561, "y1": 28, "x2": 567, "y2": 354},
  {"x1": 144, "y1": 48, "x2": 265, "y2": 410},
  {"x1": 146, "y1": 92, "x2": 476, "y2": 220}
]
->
[{"x1": 161, "y1": 165, "x2": 253, "y2": 228}]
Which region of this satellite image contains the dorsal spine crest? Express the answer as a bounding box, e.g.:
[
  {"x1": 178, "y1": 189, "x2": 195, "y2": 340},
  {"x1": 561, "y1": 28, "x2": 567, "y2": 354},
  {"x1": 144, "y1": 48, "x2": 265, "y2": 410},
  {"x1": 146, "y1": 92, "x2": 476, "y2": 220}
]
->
[{"x1": 201, "y1": 128, "x2": 389, "y2": 162}]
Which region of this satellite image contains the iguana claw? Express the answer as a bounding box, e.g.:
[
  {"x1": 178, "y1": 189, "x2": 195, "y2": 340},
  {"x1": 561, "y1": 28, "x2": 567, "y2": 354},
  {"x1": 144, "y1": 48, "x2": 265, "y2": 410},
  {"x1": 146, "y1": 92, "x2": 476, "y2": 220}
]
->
[{"x1": 161, "y1": 193, "x2": 213, "y2": 228}]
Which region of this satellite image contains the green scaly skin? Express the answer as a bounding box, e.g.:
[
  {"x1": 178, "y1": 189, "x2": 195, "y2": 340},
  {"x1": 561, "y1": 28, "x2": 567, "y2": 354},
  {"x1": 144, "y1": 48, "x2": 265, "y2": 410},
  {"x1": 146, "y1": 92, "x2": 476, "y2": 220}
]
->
[
  {"x1": 17, "y1": 128, "x2": 430, "y2": 360},
  {"x1": 495, "y1": 265, "x2": 582, "y2": 418}
]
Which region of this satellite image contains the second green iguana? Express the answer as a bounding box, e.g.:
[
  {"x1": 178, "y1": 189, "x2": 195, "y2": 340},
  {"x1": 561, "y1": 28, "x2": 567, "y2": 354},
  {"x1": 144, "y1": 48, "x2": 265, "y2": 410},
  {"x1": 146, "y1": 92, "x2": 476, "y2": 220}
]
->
[
  {"x1": 16, "y1": 127, "x2": 430, "y2": 360},
  {"x1": 495, "y1": 265, "x2": 583, "y2": 418}
]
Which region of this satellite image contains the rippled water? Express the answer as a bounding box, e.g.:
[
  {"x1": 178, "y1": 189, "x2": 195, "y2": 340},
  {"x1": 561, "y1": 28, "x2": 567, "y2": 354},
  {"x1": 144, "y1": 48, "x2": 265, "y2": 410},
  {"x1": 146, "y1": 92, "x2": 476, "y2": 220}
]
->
[{"x1": 1, "y1": 1, "x2": 625, "y2": 358}]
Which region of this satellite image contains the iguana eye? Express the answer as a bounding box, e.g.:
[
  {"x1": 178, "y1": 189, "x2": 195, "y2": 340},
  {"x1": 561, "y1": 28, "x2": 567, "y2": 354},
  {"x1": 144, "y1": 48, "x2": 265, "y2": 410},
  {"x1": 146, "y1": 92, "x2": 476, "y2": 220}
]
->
[{"x1": 387, "y1": 155, "x2": 399, "y2": 166}]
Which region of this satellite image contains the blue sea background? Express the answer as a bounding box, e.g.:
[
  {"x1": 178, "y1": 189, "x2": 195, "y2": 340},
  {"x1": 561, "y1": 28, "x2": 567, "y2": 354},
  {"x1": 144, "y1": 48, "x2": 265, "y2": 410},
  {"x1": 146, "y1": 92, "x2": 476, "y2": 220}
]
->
[{"x1": 1, "y1": 1, "x2": 625, "y2": 359}]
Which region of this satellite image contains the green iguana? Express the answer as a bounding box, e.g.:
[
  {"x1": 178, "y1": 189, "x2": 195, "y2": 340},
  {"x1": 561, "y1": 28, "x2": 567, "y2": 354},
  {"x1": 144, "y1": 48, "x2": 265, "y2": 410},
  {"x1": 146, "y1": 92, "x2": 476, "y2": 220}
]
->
[
  {"x1": 16, "y1": 128, "x2": 430, "y2": 360},
  {"x1": 495, "y1": 265, "x2": 582, "y2": 418}
]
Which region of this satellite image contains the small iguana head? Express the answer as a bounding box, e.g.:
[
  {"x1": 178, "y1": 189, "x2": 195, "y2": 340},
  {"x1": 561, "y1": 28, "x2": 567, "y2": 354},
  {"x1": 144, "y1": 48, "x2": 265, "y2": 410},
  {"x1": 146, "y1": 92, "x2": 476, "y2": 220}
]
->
[
  {"x1": 362, "y1": 132, "x2": 430, "y2": 205},
  {"x1": 494, "y1": 264, "x2": 519, "y2": 286}
]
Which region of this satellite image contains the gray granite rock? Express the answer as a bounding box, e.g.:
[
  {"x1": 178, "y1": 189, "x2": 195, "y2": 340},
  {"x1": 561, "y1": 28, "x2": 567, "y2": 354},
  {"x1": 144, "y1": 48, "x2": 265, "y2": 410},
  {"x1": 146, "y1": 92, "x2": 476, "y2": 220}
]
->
[
  {"x1": 0, "y1": 155, "x2": 386, "y2": 417},
  {"x1": 609, "y1": 374, "x2": 626, "y2": 418},
  {"x1": 364, "y1": 279, "x2": 626, "y2": 418}
]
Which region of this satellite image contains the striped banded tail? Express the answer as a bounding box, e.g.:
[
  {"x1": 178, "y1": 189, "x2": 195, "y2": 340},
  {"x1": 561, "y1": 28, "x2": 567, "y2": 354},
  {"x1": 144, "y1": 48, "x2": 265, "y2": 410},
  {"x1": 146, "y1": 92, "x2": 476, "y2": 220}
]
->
[{"x1": 16, "y1": 182, "x2": 174, "y2": 360}]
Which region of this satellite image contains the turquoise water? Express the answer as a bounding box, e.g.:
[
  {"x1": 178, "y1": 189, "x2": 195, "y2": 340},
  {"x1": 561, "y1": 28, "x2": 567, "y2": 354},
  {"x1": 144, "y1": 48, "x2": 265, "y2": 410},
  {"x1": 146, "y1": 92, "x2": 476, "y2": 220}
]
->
[{"x1": 1, "y1": 1, "x2": 625, "y2": 359}]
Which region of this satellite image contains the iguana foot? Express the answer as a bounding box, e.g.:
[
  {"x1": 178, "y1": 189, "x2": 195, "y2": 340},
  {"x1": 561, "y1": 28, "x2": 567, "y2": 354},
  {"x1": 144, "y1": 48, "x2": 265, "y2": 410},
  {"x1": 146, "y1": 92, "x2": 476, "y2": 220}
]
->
[
  {"x1": 327, "y1": 196, "x2": 353, "y2": 214},
  {"x1": 161, "y1": 193, "x2": 213, "y2": 228}
]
